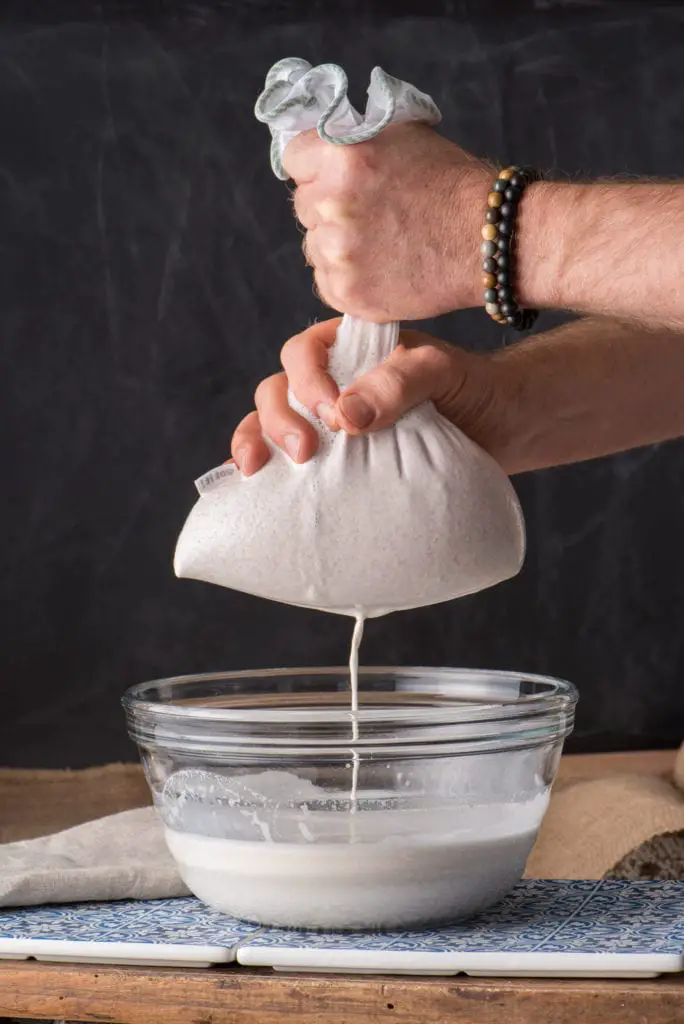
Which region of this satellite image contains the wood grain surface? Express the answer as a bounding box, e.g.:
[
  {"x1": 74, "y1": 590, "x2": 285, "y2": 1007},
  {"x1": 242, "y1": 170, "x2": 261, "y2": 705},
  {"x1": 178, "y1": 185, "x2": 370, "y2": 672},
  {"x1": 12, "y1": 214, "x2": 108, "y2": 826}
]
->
[{"x1": 1, "y1": 960, "x2": 684, "y2": 1024}]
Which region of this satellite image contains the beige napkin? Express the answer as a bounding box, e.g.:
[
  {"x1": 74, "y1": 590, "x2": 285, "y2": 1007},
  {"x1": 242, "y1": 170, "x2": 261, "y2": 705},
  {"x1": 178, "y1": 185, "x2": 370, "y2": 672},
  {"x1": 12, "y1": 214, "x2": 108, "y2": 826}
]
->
[{"x1": 0, "y1": 807, "x2": 188, "y2": 908}]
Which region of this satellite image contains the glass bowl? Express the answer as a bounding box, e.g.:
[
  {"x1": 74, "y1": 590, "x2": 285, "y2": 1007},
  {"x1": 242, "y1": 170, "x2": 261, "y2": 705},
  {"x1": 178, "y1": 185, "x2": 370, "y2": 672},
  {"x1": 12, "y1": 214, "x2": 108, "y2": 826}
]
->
[{"x1": 123, "y1": 667, "x2": 577, "y2": 930}]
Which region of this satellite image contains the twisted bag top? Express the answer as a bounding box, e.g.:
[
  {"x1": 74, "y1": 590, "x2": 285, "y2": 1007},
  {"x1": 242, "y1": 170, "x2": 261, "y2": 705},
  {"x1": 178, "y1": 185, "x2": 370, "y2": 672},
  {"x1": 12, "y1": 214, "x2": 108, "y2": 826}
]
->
[{"x1": 174, "y1": 60, "x2": 525, "y2": 618}]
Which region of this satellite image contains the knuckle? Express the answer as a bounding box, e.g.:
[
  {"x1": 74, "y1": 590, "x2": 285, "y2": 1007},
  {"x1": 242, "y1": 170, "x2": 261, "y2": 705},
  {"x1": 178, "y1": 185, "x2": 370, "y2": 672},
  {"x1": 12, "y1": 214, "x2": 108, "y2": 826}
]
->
[
  {"x1": 376, "y1": 363, "x2": 411, "y2": 405},
  {"x1": 280, "y1": 332, "x2": 309, "y2": 371},
  {"x1": 302, "y1": 229, "x2": 319, "y2": 267},
  {"x1": 293, "y1": 188, "x2": 314, "y2": 228},
  {"x1": 321, "y1": 272, "x2": 366, "y2": 316},
  {"x1": 282, "y1": 131, "x2": 321, "y2": 179},
  {"x1": 313, "y1": 269, "x2": 336, "y2": 308},
  {"x1": 254, "y1": 372, "x2": 283, "y2": 407},
  {"x1": 279, "y1": 335, "x2": 298, "y2": 368},
  {"x1": 315, "y1": 196, "x2": 350, "y2": 224},
  {"x1": 314, "y1": 225, "x2": 356, "y2": 267},
  {"x1": 291, "y1": 369, "x2": 322, "y2": 403}
]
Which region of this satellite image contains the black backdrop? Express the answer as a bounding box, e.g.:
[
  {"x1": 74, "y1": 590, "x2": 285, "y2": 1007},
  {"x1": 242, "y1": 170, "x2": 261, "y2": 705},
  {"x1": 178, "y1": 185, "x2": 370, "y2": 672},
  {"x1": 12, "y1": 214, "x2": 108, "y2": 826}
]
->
[{"x1": 2, "y1": 0, "x2": 684, "y2": 768}]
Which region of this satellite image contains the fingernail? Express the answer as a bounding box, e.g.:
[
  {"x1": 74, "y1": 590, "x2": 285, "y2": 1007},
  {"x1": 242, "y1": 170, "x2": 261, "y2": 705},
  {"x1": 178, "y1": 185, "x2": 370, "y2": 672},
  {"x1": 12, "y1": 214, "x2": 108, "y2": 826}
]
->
[
  {"x1": 234, "y1": 449, "x2": 251, "y2": 475},
  {"x1": 338, "y1": 393, "x2": 375, "y2": 429},
  {"x1": 283, "y1": 434, "x2": 301, "y2": 461},
  {"x1": 316, "y1": 402, "x2": 337, "y2": 429}
]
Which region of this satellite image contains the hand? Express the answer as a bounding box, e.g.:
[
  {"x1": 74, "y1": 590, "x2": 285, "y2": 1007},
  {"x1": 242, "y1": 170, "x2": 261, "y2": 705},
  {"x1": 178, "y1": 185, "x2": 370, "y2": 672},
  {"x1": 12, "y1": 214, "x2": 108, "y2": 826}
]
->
[
  {"x1": 284, "y1": 124, "x2": 491, "y2": 322},
  {"x1": 230, "y1": 319, "x2": 513, "y2": 476},
  {"x1": 232, "y1": 316, "x2": 684, "y2": 481}
]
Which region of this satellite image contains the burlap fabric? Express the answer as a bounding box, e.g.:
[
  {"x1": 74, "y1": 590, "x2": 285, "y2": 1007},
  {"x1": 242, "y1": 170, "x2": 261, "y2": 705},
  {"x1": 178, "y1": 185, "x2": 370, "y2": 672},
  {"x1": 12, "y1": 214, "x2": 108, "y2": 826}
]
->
[{"x1": 1, "y1": 750, "x2": 683, "y2": 907}]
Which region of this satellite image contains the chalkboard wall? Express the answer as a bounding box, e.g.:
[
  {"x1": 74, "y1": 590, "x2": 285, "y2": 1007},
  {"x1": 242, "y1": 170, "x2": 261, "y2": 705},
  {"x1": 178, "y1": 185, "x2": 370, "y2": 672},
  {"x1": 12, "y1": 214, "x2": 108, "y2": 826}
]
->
[{"x1": 2, "y1": 0, "x2": 683, "y2": 767}]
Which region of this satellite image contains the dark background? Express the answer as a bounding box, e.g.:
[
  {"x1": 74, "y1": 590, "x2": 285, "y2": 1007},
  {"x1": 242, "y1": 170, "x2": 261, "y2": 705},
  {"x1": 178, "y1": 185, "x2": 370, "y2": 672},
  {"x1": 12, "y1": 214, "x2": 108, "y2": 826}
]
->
[{"x1": 2, "y1": 0, "x2": 683, "y2": 767}]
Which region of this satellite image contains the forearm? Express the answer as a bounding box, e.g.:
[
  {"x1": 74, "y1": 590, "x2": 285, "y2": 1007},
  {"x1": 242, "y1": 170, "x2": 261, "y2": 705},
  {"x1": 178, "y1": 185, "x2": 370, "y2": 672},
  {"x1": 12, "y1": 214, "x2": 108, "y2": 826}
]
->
[
  {"x1": 487, "y1": 317, "x2": 684, "y2": 475},
  {"x1": 516, "y1": 182, "x2": 684, "y2": 330}
]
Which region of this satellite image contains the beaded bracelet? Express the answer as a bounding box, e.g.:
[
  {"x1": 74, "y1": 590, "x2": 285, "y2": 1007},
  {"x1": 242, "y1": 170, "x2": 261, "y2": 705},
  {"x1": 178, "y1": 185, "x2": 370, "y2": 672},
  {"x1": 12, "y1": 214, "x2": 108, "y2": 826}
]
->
[{"x1": 480, "y1": 165, "x2": 540, "y2": 331}]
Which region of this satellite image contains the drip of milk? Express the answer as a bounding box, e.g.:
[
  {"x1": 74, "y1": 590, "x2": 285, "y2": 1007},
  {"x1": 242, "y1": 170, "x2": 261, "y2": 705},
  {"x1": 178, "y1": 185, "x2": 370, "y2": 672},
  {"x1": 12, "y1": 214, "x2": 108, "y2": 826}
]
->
[{"x1": 348, "y1": 611, "x2": 365, "y2": 820}]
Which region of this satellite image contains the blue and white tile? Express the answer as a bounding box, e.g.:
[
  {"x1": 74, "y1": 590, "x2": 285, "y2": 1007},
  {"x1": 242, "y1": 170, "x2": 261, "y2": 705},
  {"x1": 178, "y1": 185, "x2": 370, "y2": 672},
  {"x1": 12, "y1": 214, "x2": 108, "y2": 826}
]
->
[
  {"x1": 2, "y1": 881, "x2": 683, "y2": 975},
  {"x1": 0, "y1": 897, "x2": 262, "y2": 967},
  {"x1": 237, "y1": 880, "x2": 684, "y2": 978}
]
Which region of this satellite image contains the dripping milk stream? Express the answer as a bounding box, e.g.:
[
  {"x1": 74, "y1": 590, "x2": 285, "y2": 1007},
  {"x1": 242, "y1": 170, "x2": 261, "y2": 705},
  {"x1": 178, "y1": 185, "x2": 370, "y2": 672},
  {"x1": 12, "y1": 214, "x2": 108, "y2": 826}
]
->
[{"x1": 348, "y1": 611, "x2": 365, "y2": 821}]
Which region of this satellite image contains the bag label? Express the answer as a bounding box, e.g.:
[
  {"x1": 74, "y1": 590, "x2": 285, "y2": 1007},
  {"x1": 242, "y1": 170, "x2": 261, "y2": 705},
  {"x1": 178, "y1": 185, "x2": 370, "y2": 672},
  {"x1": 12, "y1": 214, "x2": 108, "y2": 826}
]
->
[{"x1": 195, "y1": 463, "x2": 237, "y2": 495}]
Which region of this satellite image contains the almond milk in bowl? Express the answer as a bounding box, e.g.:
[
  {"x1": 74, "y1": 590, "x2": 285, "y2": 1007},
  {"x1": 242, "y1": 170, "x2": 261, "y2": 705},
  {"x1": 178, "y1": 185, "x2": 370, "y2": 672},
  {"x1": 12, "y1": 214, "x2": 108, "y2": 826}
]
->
[{"x1": 123, "y1": 667, "x2": 577, "y2": 930}]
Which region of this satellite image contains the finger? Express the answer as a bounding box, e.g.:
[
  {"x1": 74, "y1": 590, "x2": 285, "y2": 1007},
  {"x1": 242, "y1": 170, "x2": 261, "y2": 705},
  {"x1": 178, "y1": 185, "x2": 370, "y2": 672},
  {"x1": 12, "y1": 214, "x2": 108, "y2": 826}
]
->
[
  {"x1": 281, "y1": 320, "x2": 342, "y2": 428},
  {"x1": 231, "y1": 411, "x2": 270, "y2": 477},
  {"x1": 335, "y1": 336, "x2": 463, "y2": 435},
  {"x1": 293, "y1": 186, "x2": 317, "y2": 230},
  {"x1": 305, "y1": 224, "x2": 354, "y2": 271},
  {"x1": 254, "y1": 372, "x2": 320, "y2": 463},
  {"x1": 281, "y1": 129, "x2": 327, "y2": 183}
]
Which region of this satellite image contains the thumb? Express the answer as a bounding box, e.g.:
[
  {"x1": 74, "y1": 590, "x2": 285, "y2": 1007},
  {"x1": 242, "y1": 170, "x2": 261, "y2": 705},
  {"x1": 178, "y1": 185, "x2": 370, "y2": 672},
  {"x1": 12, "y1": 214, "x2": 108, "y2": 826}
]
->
[{"x1": 335, "y1": 336, "x2": 466, "y2": 435}]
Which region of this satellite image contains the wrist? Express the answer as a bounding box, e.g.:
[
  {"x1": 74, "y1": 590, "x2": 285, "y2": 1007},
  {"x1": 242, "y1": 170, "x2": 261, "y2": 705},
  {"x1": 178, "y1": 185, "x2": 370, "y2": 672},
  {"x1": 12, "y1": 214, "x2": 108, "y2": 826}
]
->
[
  {"x1": 444, "y1": 161, "x2": 493, "y2": 309},
  {"x1": 450, "y1": 345, "x2": 531, "y2": 475},
  {"x1": 515, "y1": 180, "x2": 580, "y2": 311},
  {"x1": 483, "y1": 344, "x2": 541, "y2": 475},
  {"x1": 461, "y1": 170, "x2": 578, "y2": 319}
]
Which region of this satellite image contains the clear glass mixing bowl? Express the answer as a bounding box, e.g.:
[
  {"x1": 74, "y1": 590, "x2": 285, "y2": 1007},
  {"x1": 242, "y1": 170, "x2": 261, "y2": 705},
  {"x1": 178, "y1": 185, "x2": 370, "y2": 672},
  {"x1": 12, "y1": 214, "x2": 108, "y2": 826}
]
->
[{"x1": 123, "y1": 667, "x2": 577, "y2": 930}]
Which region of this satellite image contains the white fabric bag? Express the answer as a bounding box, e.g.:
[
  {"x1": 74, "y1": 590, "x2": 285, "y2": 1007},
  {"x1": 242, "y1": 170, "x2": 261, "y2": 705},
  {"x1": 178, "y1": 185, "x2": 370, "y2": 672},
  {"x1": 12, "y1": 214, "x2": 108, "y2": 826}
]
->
[{"x1": 174, "y1": 60, "x2": 525, "y2": 619}]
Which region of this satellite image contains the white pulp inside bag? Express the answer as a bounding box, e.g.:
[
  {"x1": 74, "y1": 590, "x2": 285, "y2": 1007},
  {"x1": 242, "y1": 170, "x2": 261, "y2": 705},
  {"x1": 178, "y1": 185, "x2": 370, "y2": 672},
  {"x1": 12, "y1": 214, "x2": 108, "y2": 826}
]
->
[
  {"x1": 174, "y1": 317, "x2": 525, "y2": 619},
  {"x1": 175, "y1": 61, "x2": 525, "y2": 620}
]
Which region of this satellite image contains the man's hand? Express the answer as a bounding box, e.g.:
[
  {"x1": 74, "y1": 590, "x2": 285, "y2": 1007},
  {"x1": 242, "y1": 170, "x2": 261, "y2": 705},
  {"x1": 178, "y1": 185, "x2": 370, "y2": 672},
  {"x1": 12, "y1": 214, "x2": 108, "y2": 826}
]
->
[
  {"x1": 285, "y1": 122, "x2": 684, "y2": 331},
  {"x1": 231, "y1": 318, "x2": 684, "y2": 479},
  {"x1": 230, "y1": 319, "x2": 508, "y2": 475},
  {"x1": 284, "y1": 123, "x2": 491, "y2": 321}
]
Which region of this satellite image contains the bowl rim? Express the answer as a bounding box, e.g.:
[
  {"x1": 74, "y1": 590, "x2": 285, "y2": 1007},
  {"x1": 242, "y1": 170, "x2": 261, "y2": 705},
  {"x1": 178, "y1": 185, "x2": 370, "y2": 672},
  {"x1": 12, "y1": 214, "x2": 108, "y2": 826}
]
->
[{"x1": 122, "y1": 665, "x2": 578, "y2": 728}]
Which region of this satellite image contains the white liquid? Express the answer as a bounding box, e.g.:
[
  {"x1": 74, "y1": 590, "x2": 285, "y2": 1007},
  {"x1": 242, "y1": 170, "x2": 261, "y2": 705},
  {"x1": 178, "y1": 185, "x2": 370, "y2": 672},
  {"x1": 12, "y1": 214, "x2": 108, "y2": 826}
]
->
[
  {"x1": 161, "y1": 610, "x2": 549, "y2": 930},
  {"x1": 165, "y1": 799, "x2": 543, "y2": 930},
  {"x1": 348, "y1": 611, "x2": 365, "y2": 819}
]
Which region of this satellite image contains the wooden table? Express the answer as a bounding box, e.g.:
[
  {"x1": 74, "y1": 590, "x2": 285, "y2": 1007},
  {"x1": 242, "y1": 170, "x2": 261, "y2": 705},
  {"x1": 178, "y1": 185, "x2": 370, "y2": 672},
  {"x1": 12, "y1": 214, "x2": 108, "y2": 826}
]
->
[
  {"x1": 1, "y1": 958, "x2": 684, "y2": 1023},
  {"x1": 0, "y1": 750, "x2": 682, "y2": 1024}
]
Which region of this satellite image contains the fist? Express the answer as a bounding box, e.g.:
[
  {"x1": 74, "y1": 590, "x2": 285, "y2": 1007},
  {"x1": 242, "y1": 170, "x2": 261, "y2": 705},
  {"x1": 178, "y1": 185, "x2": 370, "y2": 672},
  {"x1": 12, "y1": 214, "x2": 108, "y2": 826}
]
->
[{"x1": 284, "y1": 123, "x2": 491, "y2": 322}]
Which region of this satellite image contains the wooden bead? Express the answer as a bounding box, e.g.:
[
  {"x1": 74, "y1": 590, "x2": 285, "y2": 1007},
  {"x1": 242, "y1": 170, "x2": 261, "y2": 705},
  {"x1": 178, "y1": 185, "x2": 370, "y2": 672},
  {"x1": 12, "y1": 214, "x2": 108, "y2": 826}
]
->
[
  {"x1": 487, "y1": 192, "x2": 503, "y2": 208},
  {"x1": 482, "y1": 273, "x2": 496, "y2": 288},
  {"x1": 481, "y1": 224, "x2": 498, "y2": 241},
  {"x1": 498, "y1": 166, "x2": 516, "y2": 181}
]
